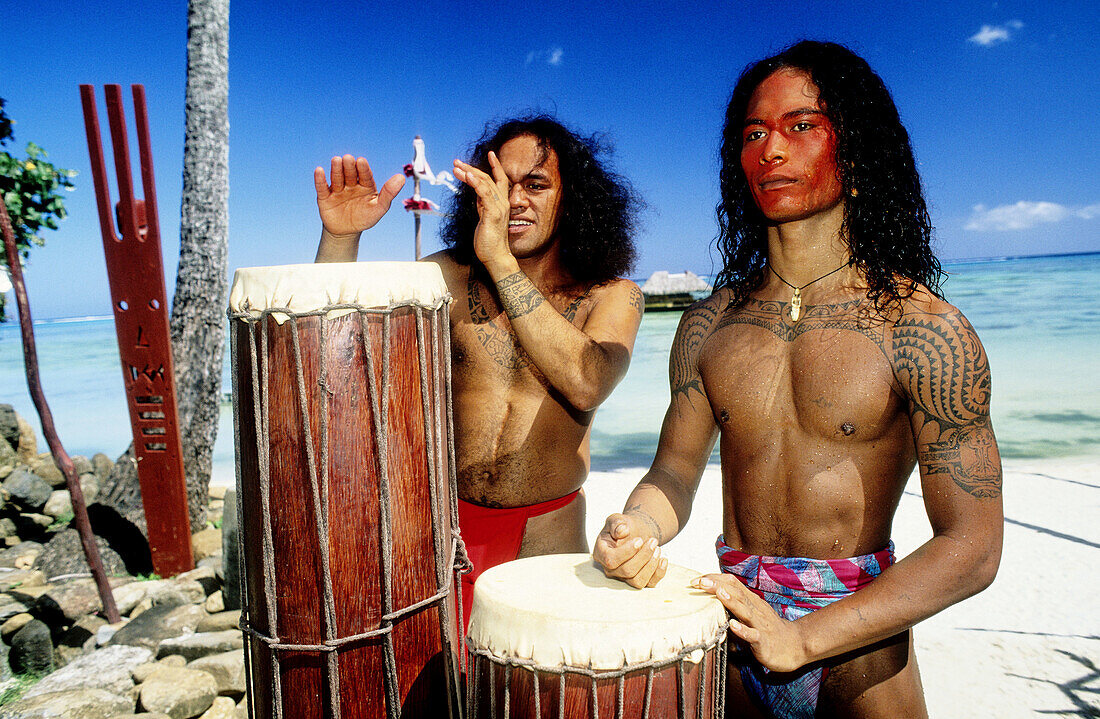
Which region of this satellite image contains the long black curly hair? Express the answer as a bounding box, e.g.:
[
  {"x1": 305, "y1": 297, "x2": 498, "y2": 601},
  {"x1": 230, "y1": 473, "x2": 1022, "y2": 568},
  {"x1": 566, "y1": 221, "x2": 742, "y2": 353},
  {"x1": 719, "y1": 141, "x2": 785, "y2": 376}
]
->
[
  {"x1": 441, "y1": 114, "x2": 638, "y2": 284},
  {"x1": 715, "y1": 40, "x2": 943, "y2": 310}
]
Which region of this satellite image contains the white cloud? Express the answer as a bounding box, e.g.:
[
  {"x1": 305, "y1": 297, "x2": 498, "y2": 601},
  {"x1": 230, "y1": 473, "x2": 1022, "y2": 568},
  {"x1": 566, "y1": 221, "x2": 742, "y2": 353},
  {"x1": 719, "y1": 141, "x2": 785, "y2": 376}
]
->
[
  {"x1": 968, "y1": 20, "x2": 1024, "y2": 47},
  {"x1": 525, "y1": 46, "x2": 564, "y2": 66},
  {"x1": 965, "y1": 201, "x2": 1100, "y2": 231}
]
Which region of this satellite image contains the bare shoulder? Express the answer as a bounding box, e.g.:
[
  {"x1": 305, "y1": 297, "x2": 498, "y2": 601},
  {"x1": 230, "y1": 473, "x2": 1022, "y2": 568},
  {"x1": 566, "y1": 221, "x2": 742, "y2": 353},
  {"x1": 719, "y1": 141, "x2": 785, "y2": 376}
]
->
[
  {"x1": 888, "y1": 285, "x2": 992, "y2": 424},
  {"x1": 585, "y1": 277, "x2": 644, "y2": 318},
  {"x1": 420, "y1": 250, "x2": 467, "y2": 294}
]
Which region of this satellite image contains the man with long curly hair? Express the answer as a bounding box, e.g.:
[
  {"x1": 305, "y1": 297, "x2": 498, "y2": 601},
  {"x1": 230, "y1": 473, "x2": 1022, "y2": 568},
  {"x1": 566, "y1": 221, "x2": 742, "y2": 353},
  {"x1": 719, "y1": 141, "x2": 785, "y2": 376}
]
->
[
  {"x1": 315, "y1": 115, "x2": 644, "y2": 632},
  {"x1": 595, "y1": 41, "x2": 1003, "y2": 717}
]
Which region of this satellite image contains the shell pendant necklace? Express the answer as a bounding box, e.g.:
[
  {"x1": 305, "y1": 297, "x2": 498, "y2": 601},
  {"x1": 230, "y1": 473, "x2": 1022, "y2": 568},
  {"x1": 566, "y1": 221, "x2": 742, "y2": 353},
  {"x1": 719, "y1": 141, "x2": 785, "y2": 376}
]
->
[{"x1": 767, "y1": 261, "x2": 849, "y2": 322}]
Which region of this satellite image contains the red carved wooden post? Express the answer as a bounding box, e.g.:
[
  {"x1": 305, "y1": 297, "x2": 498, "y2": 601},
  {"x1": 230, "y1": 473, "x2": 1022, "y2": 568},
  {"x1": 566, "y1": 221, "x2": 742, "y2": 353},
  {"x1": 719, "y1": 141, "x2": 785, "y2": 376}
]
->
[{"x1": 79, "y1": 84, "x2": 193, "y2": 576}]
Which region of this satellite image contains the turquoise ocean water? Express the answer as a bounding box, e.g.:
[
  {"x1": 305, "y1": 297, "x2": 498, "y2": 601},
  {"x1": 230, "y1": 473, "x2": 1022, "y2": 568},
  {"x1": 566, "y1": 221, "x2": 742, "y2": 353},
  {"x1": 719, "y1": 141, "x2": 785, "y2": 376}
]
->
[{"x1": 2, "y1": 253, "x2": 1098, "y2": 474}]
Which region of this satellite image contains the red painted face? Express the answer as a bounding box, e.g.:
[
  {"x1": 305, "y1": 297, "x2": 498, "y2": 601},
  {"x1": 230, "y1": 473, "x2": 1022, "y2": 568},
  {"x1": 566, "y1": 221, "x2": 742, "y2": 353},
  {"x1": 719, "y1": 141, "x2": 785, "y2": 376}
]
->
[{"x1": 740, "y1": 69, "x2": 844, "y2": 224}]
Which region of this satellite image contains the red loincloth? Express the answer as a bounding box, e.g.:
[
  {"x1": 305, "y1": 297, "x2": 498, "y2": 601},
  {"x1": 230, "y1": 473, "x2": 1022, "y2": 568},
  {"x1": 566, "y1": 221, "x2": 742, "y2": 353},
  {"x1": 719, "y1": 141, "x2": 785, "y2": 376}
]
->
[{"x1": 456, "y1": 490, "x2": 580, "y2": 636}]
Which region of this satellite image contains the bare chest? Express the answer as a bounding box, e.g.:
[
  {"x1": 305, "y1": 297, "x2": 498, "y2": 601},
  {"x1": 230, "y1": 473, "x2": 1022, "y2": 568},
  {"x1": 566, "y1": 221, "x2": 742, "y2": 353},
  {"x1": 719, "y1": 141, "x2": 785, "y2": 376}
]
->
[{"x1": 699, "y1": 298, "x2": 905, "y2": 440}]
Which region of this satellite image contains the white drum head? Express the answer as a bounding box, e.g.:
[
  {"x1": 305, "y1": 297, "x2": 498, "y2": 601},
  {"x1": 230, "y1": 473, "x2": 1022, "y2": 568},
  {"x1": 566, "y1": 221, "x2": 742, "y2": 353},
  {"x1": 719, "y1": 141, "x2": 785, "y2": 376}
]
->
[
  {"x1": 228, "y1": 262, "x2": 450, "y2": 322},
  {"x1": 467, "y1": 553, "x2": 727, "y2": 670}
]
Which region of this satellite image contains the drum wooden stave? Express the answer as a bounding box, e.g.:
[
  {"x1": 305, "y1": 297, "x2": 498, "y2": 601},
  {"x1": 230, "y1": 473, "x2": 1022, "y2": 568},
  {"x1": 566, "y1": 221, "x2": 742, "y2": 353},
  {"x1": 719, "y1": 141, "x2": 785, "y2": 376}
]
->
[
  {"x1": 229, "y1": 262, "x2": 463, "y2": 719},
  {"x1": 466, "y1": 554, "x2": 728, "y2": 719}
]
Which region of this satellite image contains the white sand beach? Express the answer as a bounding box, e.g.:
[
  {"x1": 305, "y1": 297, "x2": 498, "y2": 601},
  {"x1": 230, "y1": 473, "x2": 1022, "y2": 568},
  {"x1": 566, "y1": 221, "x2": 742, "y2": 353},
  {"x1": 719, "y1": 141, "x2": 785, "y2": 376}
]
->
[
  {"x1": 574, "y1": 457, "x2": 1100, "y2": 718},
  {"x1": 209, "y1": 454, "x2": 1099, "y2": 716}
]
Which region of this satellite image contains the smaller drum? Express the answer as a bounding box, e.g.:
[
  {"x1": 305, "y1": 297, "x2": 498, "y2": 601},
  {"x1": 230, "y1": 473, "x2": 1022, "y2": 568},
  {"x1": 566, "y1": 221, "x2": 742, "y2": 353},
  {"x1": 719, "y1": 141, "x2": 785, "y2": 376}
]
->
[{"x1": 466, "y1": 554, "x2": 727, "y2": 719}]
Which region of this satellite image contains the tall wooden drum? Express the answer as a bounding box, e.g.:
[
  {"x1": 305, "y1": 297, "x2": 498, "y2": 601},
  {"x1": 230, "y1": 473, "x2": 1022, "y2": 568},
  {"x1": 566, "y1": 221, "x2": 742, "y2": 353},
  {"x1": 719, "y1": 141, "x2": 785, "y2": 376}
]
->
[
  {"x1": 228, "y1": 263, "x2": 464, "y2": 719},
  {"x1": 466, "y1": 554, "x2": 727, "y2": 719}
]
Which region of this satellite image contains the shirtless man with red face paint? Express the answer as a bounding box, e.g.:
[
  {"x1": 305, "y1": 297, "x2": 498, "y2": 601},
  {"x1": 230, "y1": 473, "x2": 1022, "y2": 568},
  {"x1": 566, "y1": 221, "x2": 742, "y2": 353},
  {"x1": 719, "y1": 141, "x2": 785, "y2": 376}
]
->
[
  {"x1": 314, "y1": 116, "x2": 643, "y2": 632},
  {"x1": 594, "y1": 42, "x2": 1003, "y2": 718}
]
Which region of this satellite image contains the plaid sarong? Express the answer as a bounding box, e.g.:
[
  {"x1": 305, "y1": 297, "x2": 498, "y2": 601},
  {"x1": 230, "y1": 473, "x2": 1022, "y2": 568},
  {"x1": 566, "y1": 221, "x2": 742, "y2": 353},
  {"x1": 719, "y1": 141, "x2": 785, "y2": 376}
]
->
[{"x1": 716, "y1": 535, "x2": 895, "y2": 719}]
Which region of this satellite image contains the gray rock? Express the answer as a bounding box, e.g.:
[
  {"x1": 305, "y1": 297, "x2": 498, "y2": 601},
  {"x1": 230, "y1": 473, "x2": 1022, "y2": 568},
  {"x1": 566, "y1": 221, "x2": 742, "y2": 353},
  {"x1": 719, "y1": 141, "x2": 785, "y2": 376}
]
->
[
  {"x1": 33, "y1": 579, "x2": 103, "y2": 625},
  {"x1": 0, "y1": 688, "x2": 133, "y2": 719},
  {"x1": 2, "y1": 469, "x2": 52, "y2": 511},
  {"x1": 108, "y1": 604, "x2": 206, "y2": 652},
  {"x1": 156, "y1": 631, "x2": 242, "y2": 662},
  {"x1": 190, "y1": 529, "x2": 220, "y2": 563},
  {"x1": 9, "y1": 619, "x2": 53, "y2": 674},
  {"x1": 1, "y1": 612, "x2": 33, "y2": 642},
  {"x1": 0, "y1": 518, "x2": 17, "y2": 540},
  {"x1": 112, "y1": 583, "x2": 149, "y2": 617},
  {"x1": 28, "y1": 458, "x2": 64, "y2": 490},
  {"x1": 187, "y1": 650, "x2": 244, "y2": 696},
  {"x1": 219, "y1": 491, "x2": 238, "y2": 612},
  {"x1": 195, "y1": 556, "x2": 223, "y2": 583},
  {"x1": 108, "y1": 714, "x2": 171, "y2": 719},
  {"x1": 202, "y1": 592, "x2": 223, "y2": 615},
  {"x1": 96, "y1": 621, "x2": 126, "y2": 647},
  {"x1": 0, "y1": 599, "x2": 31, "y2": 626},
  {"x1": 0, "y1": 542, "x2": 44, "y2": 570},
  {"x1": 24, "y1": 645, "x2": 153, "y2": 699},
  {"x1": 0, "y1": 569, "x2": 47, "y2": 592},
  {"x1": 14, "y1": 416, "x2": 37, "y2": 464},
  {"x1": 194, "y1": 611, "x2": 238, "y2": 634},
  {"x1": 35, "y1": 529, "x2": 128, "y2": 579},
  {"x1": 42, "y1": 491, "x2": 72, "y2": 520},
  {"x1": 0, "y1": 439, "x2": 16, "y2": 482},
  {"x1": 91, "y1": 454, "x2": 113, "y2": 483},
  {"x1": 142, "y1": 579, "x2": 205, "y2": 609},
  {"x1": 175, "y1": 567, "x2": 217, "y2": 597},
  {"x1": 79, "y1": 474, "x2": 100, "y2": 504},
  {"x1": 71, "y1": 456, "x2": 93, "y2": 477},
  {"x1": 0, "y1": 405, "x2": 19, "y2": 450},
  {"x1": 138, "y1": 666, "x2": 216, "y2": 719},
  {"x1": 196, "y1": 697, "x2": 236, "y2": 719}
]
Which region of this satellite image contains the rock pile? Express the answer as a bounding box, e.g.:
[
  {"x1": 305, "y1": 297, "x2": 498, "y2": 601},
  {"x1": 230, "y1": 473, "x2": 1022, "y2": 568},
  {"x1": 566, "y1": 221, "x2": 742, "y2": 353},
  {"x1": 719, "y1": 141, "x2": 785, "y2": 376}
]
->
[{"x1": 0, "y1": 405, "x2": 247, "y2": 719}]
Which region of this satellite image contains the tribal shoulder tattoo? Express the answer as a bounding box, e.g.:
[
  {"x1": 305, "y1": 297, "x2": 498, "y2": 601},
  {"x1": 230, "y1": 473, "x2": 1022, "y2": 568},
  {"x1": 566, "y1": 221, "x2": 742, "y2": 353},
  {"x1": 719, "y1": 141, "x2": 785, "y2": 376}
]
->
[
  {"x1": 668, "y1": 301, "x2": 720, "y2": 409},
  {"x1": 891, "y1": 308, "x2": 1001, "y2": 499}
]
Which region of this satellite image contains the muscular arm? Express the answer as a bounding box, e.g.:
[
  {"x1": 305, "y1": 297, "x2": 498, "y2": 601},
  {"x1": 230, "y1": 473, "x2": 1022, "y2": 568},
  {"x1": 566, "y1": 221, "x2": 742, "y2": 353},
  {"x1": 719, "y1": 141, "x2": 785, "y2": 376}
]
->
[
  {"x1": 487, "y1": 261, "x2": 643, "y2": 410},
  {"x1": 704, "y1": 300, "x2": 1004, "y2": 672},
  {"x1": 594, "y1": 297, "x2": 722, "y2": 585}
]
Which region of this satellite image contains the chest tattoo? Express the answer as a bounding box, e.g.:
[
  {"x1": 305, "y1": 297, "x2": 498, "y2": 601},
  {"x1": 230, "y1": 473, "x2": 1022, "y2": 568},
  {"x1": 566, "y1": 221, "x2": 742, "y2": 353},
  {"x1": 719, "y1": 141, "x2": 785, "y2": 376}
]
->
[{"x1": 716, "y1": 297, "x2": 886, "y2": 346}]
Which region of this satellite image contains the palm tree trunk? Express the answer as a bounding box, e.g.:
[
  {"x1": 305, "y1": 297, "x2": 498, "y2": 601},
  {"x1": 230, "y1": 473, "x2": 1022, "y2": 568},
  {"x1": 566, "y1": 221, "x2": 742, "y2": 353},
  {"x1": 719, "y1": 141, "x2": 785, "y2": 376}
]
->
[{"x1": 170, "y1": 0, "x2": 230, "y2": 531}]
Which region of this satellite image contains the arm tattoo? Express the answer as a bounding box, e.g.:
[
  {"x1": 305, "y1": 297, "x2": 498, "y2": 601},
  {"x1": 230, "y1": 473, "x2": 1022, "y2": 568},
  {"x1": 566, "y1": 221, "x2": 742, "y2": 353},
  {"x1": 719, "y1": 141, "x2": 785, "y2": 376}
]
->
[
  {"x1": 893, "y1": 310, "x2": 1002, "y2": 499},
  {"x1": 496, "y1": 271, "x2": 545, "y2": 319},
  {"x1": 467, "y1": 270, "x2": 532, "y2": 369},
  {"x1": 669, "y1": 303, "x2": 718, "y2": 407},
  {"x1": 628, "y1": 285, "x2": 645, "y2": 317},
  {"x1": 625, "y1": 503, "x2": 664, "y2": 543}
]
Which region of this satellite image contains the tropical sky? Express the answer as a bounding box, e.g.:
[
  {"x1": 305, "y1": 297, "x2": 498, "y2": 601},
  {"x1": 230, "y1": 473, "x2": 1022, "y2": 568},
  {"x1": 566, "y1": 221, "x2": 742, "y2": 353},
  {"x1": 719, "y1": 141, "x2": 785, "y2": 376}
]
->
[{"x1": 3, "y1": 0, "x2": 1097, "y2": 318}]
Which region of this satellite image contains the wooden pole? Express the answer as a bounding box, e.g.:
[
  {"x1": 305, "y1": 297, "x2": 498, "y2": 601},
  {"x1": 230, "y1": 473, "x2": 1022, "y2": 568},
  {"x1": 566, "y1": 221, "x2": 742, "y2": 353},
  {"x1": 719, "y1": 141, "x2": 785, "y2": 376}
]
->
[{"x1": 0, "y1": 202, "x2": 121, "y2": 623}]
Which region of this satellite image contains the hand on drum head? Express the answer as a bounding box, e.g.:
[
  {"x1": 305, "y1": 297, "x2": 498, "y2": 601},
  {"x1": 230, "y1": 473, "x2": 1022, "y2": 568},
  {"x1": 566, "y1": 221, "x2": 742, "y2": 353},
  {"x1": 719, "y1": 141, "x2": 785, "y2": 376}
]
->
[
  {"x1": 692, "y1": 573, "x2": 808, "y2": 674},
  {"x1": 592, "y1": 513, "x2": 668, "y2": 589},
  {"x1": 314, "y1": 154, "x2": 406, "y2": 237}
]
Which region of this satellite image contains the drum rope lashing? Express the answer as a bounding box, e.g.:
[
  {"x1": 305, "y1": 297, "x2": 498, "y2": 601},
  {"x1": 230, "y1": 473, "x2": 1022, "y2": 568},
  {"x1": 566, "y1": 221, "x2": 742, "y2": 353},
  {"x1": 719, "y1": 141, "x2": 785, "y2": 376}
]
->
[
  {"x1": 465, "y1": 629, "x2": 727, "y2": 719},
  {"x1": 230, "y1": 300, "x2": 467, "y2": 719}
]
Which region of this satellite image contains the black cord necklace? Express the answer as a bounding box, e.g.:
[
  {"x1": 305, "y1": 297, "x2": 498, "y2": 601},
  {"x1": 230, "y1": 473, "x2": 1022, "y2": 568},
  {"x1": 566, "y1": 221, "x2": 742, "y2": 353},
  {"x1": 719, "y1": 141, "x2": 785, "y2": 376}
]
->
[{"x1": 767, "y1": 261, "x2": 849, "y2": 322}]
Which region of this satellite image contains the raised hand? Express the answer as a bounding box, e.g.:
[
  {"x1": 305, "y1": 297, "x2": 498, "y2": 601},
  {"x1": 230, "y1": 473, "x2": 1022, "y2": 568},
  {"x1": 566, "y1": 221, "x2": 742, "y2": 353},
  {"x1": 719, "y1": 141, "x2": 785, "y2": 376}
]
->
[
  {"x1": 453, "y1": 152, "x2": 511, "y2": 269},
  {"x1": 314, "y1": 154, "x2": 406, "y2": 237},
  {"x1": 693, "y1": 574, "x2": 808, "y2": 673},
  {"x1": 593, "y1": 513, "x2": 668, "y2": 588}
]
